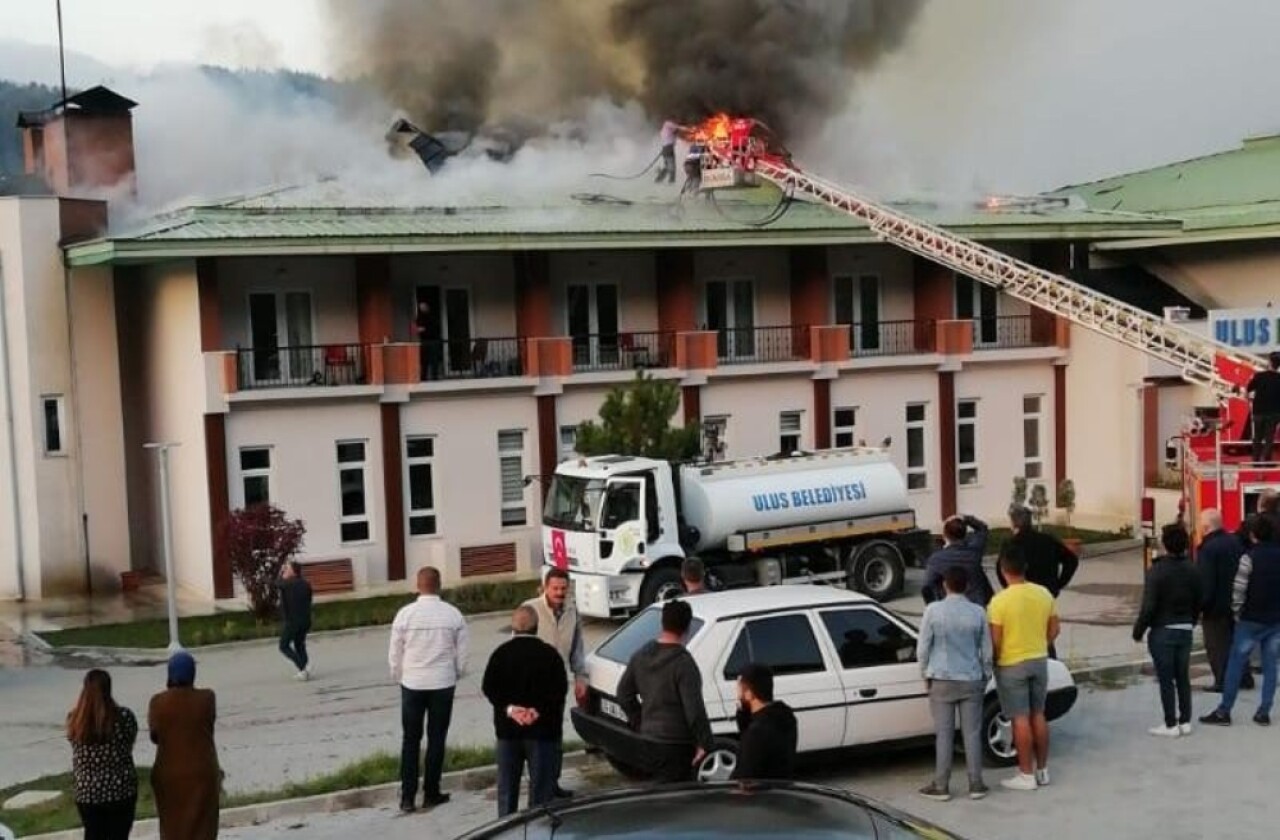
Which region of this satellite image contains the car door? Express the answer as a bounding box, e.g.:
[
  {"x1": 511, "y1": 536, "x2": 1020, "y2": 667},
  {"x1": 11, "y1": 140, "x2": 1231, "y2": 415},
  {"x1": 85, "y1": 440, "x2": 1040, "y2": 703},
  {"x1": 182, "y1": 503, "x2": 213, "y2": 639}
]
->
[
  {"x1": 817, "y1": 606, "x2": 932, "y2": 746},
  {"x1": 715, "y1": 612, "x2": 845, "y2": 752}
]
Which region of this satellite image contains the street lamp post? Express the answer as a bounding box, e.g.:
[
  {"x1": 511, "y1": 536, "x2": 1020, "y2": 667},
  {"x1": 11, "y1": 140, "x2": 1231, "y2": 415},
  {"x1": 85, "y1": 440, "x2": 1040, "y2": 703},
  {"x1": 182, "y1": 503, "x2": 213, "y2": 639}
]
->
[{"x1": 144, "y1": 442, "x2": 183, "y2": 653}]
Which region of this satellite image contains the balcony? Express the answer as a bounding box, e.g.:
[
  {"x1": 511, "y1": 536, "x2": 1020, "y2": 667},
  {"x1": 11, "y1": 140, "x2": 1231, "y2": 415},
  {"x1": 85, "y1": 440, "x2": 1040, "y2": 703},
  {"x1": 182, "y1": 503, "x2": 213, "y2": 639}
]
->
[
  {"x1": 717, "y1": 326, "x2": 811, "y2": 365},
  {"x1": 973, "y1": 315, "x2": 1035, "y2": 350},
  {"x1": 570, "y1": 331, "x2": 675, "y2": 373},
  {"x1": 236, "y1": 344, "x2": 370, "y2": 390},
  {"x1": 848, "y1": 319, "x2": 930, "y2": 358},
  {"x1": 420, "y1": 337, "x2": 526, "y2": 381}
]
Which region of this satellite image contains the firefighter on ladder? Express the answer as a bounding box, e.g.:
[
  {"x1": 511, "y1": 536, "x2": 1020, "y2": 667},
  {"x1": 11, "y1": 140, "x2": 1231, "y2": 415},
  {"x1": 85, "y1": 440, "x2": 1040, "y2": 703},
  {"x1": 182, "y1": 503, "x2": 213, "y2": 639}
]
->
[{"x1": 655, "y1": 119, "x2": 688, "y2": 184}]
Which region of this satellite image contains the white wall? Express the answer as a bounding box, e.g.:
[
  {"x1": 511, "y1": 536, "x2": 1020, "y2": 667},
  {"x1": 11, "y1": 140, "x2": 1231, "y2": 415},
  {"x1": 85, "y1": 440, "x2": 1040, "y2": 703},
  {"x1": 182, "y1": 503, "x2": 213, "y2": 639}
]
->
[
  {"x1": 1140, "y1": 241, "x2": 1280, "y2": 309},
  {"x1": 219, "y1": 256, "x2": 358, "y2": 349},
  {"x1": 701, "y1": 376, "x2": 814, "y2": 460},
  {"x1": 695, "y1": 247, "x2": 790, "y2": 327},
  {"x1": 391, "y1": 253, "x2": 517, "y2": 341},
  {"x1": 550, "y1": 250, "x2": 657, "y2": 334}
]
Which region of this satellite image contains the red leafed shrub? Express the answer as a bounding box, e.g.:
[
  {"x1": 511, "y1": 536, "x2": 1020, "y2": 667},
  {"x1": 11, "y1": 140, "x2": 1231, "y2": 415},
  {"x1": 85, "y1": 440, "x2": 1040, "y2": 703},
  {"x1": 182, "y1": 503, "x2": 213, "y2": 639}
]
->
[{"x1": 224, "y1": 504, "x2": 307, "y2": 620}]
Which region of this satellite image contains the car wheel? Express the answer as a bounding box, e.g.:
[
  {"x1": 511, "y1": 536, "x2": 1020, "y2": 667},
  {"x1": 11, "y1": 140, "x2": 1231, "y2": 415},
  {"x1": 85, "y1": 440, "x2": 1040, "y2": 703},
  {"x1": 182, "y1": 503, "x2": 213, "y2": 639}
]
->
[
  {"x1": 604, "y1": 753, "x2": 651, "y2": 782},
  {"x1": 639, "y1": 566, "x2": 685, "y2": 607},
  {"x1": 695, "y1": 739, "x2": 739, "y2": 783},
  {"x1": 982, "y1": 699, "x2": 1018, "y2": 767},
  {"x1": 848, "y1": 542, "x2": 905, "y2": 601}
]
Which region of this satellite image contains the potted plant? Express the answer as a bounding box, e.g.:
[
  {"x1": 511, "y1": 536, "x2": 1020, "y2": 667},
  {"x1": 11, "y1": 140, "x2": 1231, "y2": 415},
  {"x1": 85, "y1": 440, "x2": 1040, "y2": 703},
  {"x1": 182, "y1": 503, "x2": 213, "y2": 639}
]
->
[
  {"x1": 1011, "y1": 475, "x2": 1028, "y2": 510},
  {"x1": 1029, "y1": 483, "x2": 1050, "y2": 527},
  {"x1": 1058, "y1": 478, "x2": 1082, "y2": 557}
]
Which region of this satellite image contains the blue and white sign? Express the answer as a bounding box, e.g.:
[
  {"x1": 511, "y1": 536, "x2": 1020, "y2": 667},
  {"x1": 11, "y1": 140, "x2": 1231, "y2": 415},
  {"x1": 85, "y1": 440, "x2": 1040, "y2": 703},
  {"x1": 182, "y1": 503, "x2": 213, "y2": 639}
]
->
[
  {"x1": 1211, "y1": 307, "x2": 1280, "y2": 352},
  {"x1": 752, "y1": 482, "x2": 869, "y2": 512}
]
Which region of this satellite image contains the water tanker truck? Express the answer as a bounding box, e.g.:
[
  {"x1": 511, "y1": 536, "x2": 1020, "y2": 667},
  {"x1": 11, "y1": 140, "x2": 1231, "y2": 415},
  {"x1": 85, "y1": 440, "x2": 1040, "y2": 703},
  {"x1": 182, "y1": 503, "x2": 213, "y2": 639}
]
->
[{"x1": 541, "y1": 448, "x2": 933, "y2": 619}]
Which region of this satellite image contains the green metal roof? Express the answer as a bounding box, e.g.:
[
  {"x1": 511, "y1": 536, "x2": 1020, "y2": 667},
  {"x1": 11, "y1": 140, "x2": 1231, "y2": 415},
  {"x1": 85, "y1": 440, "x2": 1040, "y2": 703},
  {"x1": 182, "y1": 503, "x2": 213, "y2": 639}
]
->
[{"x1": 65, "y1": 180, "x2": 1180, "y2": 267}]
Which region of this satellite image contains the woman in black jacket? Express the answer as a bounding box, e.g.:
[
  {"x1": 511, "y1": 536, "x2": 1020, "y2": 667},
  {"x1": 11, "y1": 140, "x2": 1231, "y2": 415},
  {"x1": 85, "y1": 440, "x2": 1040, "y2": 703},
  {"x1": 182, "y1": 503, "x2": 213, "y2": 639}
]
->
[{"x1": 1133, "y1": 523, "x2": 1203, "y2": 737}]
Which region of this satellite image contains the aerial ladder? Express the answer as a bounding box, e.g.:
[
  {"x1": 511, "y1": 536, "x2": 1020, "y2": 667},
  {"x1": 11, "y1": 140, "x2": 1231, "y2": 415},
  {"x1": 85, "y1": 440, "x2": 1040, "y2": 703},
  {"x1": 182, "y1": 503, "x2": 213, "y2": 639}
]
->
[{"x1": 696, "y1": 116, "x2": 1271, "y2": 533}]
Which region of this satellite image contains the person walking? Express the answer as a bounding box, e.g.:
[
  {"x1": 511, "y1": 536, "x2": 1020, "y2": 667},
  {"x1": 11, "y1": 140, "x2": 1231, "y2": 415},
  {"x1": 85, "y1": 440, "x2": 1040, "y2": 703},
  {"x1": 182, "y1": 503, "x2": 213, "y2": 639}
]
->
[
  {"x1": 616, "y1": 600, "x2": 715, "y2": 783},
  {"x1": 1247, "y1": 351, "x2": 1280, "y2": 463},
  {"x1": 922, "y1": 514, "x2": 994, "y2": 606},
  {"x1": 277, "y1": 560, "x2": 313, "y2": 681},
  {"x1": 149, "y1": 652, "x2": 220, "y2": 840},
  {"x1": 522, "y1": 567, "x2": 586, "y2": 799},
  {"x1": 1201, "y1": 515, "x2": 1280, "y2": 727},
  {"x1": 999, "y1": 505, "x2": 1078, "y2": 658},
  {"x1": 731, "y1": 664, "x2": 797, "y2": 783},
  {"x1": 66, "y1": 670, "x2": 138, "y2": 840},
  {"x1": 1133, "y1": 523, "x2": 1202, "y2": 736},
  {"x1": 482, "y1": 606, "x2": 568, "y2": 817},
  {"x1": 389, "y1": 566, "x2": 468, "y2": 812},
  {"x1": 988, "y1": 543, "x2": 1059, "y2": 792},
  {"x1": 1197, "y1": 508, "x2": 1253, "y2": 693},
  {"x1": 916, "y1": 566, "x2": 993, "y2": 802}
]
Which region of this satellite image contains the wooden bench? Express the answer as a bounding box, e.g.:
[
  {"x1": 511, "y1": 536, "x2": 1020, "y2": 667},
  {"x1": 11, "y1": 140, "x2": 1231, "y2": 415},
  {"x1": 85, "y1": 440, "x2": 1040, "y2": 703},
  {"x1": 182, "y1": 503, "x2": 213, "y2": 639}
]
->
[{"x1": 301, "y1": 558, "x2": 355, "y2": 594}]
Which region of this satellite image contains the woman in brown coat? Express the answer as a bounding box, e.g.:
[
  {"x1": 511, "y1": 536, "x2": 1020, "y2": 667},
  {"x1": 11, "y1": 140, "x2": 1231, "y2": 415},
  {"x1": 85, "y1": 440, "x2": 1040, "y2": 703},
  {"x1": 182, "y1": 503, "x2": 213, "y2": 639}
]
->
[{"x1": 149, "y1": 651, "x2": 220, "y2": 840}]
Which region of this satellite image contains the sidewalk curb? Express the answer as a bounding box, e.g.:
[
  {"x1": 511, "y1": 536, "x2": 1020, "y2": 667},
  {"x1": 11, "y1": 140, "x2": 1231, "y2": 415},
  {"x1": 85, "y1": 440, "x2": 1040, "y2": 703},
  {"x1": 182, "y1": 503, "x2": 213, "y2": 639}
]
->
[{"x1": 20, "y1": 752, "x2": 593, "y2": 840}]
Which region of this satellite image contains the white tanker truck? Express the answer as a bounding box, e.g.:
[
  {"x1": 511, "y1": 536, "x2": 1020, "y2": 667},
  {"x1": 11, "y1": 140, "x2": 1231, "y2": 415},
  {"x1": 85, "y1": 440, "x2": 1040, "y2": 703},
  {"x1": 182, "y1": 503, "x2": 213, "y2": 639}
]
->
[{"x1": 541, "y1": 448, "x2": 934, "y2": 619}]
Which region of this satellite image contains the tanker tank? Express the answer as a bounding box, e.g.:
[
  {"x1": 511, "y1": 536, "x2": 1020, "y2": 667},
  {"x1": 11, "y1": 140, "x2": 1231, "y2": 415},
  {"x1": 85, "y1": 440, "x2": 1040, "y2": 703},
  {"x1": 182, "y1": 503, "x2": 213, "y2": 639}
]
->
[{"x1": 677, "y1": 450, "x2": 910, "y2": 553}]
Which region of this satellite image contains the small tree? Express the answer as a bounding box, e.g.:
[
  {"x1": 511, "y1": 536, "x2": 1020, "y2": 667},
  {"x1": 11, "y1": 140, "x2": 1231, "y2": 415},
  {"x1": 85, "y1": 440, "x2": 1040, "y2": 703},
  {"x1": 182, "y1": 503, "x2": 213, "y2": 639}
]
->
[
  {"x1": 224, "y1": 504, "x2": 307, "y2": 620},
  {"x1": 575, "y1": 371, "x2": 702, "y2": 461},
  {"x1": 1028, "y1": 484, "x2": 1050, "y2": 527},
  {"x1": 1011, "y1": 476, "x2": 1028, "y2": 509},
  {"x1": 1058, "y1": 478, "x2": 1077, "y2": 533}
]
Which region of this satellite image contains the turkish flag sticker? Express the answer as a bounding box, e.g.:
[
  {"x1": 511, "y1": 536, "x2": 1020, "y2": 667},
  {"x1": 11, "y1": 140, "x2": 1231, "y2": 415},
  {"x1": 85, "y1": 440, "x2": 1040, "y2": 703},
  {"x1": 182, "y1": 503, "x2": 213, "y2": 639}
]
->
[{"x1": 551, "y1": 530, "x2": 568, "y2": 569}]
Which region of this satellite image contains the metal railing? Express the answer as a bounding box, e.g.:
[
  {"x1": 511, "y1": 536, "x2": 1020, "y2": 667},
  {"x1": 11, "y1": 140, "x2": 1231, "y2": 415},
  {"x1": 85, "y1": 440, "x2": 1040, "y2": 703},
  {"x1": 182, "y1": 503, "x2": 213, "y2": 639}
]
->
[
  {"x1": 973, "y1": 315, "x2": 1035, "y2": 349},
  {"x1": 717, "y1": 325, "x2": 810, "y2": 364},
  {"x1": 570, "y1": 331, "x2": 674, "y2": 372},
  {"x1": 237, "y1": 344, "x2": 368, "y2": 390},
  {"x1": 419, "y1": 337, "x2": 525, "y2": 380},
  {"x1": 849, "y1": 319, "x2": 928, "y2": 357}
]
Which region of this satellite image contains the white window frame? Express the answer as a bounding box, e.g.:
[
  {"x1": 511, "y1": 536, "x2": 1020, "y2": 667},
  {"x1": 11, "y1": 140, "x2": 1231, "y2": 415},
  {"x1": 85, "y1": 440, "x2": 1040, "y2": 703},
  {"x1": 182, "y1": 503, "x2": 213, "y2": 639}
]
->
[
  {"x1": 957, "y1": 399, "x2": 979, "y2": 486},
  {"x1": 905, "y1": 403, "x2": 928, "y2": 490},
  {"x1": 1023, "y1": 395, "x2": 1044, "y2": 480},
  {"x1": 41, "y1": 394, "x2": 67, "y2": 456},
  {"x1": 779, "y1": 410, "x2": 803, "y2": 454},
  {"x1": 336, "y1": 439, "x2": 373, "y2": 544},
  {"x1": 499, "y1": 430, "x2": 528, "y2": 527},
  {"x1": 833, "y1": 406, "x2": 858, "y2": 449},
  {"x1": 559, "y1": 425, "x2": 579, "y2": 463},
  {"x1": 405, "y1": 435, "x2": 438, "y2": 538},
  {"x1": 238, "y1": 446, "x2": 272, "y2": 507}
]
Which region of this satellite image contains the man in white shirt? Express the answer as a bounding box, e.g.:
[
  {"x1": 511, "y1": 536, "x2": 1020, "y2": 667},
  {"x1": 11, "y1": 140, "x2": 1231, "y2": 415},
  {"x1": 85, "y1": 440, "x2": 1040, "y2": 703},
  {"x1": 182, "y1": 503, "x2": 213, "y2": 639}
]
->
[{"x1": 389, "y1": 566, "x2": 469, "y2": 813}]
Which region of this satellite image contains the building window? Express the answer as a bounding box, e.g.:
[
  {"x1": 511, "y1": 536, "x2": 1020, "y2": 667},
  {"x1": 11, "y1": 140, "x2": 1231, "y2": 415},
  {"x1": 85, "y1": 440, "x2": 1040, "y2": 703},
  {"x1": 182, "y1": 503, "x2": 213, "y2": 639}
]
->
[
  {"x1": 559, "y1": 425, "x2": 578, "y2": 462},
  {"x1": 499, "y1": 430, "x2": 527, "y2": 527},
  {"x1": 703, "y1": 415, "x2": 729, "y2": 462},
  {"x1": 405, "y1": 436, "x2": 438, "y2": 537},
  {"x1": 239, "y1": 447, "x2": 272, "y2": 507},
  {"x1": 41, "y1": 395, "x2": 66, "y2": 456},
  {"x1": 833, "y1": 406, "x2": 858, "y2": 449},
  {"x1": 906, "y1": 403, "x2": 927, "y2": 490},
  {"x1": 834, "y1": 275, "x2": 881, "y2": 352},
  {"x1": 779, "y1": 411, "x2": 802, "y2": 454},
  {"x1": 337, "y1": 440, "x2": 371, "y2": 543},
  {"x1": 1023, "y1": 395, "x2": 1044, "y2": 479},
  {"x1": 955, "y1": 275, "x2": 999, "y2": 345},
  {"x1": 957, "y1": 399, "x2": 978, "y2": 486}
]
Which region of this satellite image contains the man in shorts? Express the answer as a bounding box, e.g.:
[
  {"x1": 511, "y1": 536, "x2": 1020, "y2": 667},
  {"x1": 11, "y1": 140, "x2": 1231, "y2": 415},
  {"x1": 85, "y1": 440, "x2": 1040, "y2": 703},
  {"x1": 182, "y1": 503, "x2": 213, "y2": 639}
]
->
[{"x1": 988, "y1": 541, "x2": 1060, "y2": 791}]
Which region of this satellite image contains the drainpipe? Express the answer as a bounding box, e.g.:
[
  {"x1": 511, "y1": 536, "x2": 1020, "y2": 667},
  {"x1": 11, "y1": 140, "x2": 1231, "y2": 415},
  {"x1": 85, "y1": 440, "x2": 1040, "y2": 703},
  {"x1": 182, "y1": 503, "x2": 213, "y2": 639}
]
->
[{"x1": 0, "y1": 256, "x2": 27, "y2": 600}]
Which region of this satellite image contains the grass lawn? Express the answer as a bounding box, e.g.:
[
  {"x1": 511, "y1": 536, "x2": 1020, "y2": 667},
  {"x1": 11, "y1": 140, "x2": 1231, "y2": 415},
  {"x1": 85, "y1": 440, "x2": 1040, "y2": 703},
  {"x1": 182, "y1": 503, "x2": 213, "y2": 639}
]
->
[
  {"x1": 37, "y1": 579, "x2": 541, "y2": 650},
  {"x1": 983, "y1": 525, "x2": 1130, "y2": 559},
  {"x1": 0, "y1": 741, "x2": 582, "y2": 837}
]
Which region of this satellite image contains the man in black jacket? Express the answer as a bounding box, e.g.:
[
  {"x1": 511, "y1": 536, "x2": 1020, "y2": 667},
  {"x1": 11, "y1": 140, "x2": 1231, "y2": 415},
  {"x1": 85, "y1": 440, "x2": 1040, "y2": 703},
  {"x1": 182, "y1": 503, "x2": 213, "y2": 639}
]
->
[
  {"x1": 923, "y1": 515, "x2": 994, "y2": 606},
  {"x1": 277, "y1": 561, "x2": 313, "y2": 680},
  {"x1": 731, "y1": 664, "x2": 797, "y2": 783},
  {"x1": 1198, "y1": 508, "x2": 1252, "y2": 692},
  {"x1": 482, "y1": 606, "x2": 568, "y2": 816},
  {"x1": 617, "y1": 600, "x2": 715, "y2": 783},
  {"x1": 998, "y1": 507, "x2": 1078, "y2": 659},
  {"x1": 1133, "y1": 523, "x2": 1202, "y2": 736}
]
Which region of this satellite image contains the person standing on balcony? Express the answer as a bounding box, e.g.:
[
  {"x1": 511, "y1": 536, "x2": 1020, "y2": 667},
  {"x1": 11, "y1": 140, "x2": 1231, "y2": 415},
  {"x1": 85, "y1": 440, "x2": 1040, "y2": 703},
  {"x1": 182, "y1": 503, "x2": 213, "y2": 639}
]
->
[
  {"x1": 1248, "y1": 352, "x2": 1280, "y2": 463},
  {"x1": 415, "y1": 299, "x2": 443, "y2": 381}
]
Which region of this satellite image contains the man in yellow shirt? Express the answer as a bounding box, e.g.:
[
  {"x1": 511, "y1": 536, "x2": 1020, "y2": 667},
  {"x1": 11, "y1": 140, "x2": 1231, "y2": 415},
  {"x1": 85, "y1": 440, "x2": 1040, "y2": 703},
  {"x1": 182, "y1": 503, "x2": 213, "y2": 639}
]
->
[{"x1": 988, "y1": 543, "x2": 1060, "y2": 792}]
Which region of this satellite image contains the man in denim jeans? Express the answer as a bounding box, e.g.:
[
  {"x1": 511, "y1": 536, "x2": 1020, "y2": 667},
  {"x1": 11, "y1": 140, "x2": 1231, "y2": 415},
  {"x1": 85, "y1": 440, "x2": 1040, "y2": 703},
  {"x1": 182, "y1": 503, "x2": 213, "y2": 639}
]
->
[
  {"x1": 1201, "y1": 514, "x2": 1280, "y2": 727},
  {"x1": 916, "y1": 565, "x2": 994, "y2": 802}
]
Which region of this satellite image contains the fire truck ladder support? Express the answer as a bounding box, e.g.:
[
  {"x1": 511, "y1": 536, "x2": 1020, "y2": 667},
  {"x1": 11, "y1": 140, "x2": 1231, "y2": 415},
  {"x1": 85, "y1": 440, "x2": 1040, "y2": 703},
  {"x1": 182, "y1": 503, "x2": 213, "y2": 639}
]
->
[{"x1": 735, "y1": 156, "x2": 1260, "y2": 400}]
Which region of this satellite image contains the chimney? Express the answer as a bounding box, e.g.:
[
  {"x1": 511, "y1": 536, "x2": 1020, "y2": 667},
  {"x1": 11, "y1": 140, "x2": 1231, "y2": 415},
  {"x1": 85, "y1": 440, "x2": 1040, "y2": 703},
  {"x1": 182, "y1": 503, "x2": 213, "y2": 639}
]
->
[{"x1": 16, "y1": 85, "x2": 138, "y2": 198}]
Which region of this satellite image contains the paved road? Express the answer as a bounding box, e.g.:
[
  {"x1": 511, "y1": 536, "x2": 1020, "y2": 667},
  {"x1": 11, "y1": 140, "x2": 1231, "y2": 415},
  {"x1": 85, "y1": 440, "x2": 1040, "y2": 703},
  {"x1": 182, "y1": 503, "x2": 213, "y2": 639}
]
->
[
  {"x1": 0, "y1": 549, "x2": 1148, "y2": 794},
  {"x1": 166, "y1": 674, "x2": 1277, "y2": 840}
]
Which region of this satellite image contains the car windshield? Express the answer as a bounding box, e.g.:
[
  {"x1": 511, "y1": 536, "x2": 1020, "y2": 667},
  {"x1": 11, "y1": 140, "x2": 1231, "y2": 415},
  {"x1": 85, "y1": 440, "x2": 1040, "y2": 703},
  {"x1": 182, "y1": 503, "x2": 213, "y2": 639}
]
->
[
  {"x1": 542, "y1": 474, "x2": 605, "y2": 531},
  {"x1": 596, "y1": 606, "x2": 705, "y2": 665}
]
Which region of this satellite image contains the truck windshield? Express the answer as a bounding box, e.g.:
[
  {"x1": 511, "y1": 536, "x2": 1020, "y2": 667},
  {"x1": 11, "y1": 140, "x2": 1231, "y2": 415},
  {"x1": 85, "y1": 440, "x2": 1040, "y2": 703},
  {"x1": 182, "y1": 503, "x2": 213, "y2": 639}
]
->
[{"x1": 543, "y1": 474, "x2": 606, "y2": 531}]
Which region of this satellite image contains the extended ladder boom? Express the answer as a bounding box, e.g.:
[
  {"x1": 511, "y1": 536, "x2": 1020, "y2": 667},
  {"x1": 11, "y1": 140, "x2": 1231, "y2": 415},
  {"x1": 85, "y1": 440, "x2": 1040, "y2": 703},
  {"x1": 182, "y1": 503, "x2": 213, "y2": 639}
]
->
[{"x1": 710, "y1": 146, "x2": 1260, "y2": 400}]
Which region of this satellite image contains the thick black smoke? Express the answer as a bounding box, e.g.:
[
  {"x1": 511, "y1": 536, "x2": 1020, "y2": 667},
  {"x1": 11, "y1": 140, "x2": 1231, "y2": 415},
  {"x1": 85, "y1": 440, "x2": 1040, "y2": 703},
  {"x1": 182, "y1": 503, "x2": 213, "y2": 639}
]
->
[{"x1": 326, "y1": 0, "x2": 927, "y2": 140}]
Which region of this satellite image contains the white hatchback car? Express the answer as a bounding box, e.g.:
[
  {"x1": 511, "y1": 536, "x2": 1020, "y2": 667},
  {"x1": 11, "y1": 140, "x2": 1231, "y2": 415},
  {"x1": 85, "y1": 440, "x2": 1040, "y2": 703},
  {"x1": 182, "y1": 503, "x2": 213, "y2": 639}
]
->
[{"x1": 571, "y1": 586, "x2": 1078, "y2": 781}]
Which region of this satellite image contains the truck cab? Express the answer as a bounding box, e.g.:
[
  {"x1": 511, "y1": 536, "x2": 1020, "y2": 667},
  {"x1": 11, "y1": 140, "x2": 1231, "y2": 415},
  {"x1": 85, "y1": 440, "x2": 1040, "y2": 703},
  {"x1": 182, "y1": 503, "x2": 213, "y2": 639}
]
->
[{"x1": 542, "y1": 456, "x2": 686, "y2": 618}]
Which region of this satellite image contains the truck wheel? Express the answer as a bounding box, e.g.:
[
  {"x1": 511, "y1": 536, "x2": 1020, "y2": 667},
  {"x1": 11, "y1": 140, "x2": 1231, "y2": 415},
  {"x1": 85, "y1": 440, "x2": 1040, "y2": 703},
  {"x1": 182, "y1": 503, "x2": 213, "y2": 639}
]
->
[
  {"x1": 848, "y1": 541, "x2": 905, "y2": 601},
  {"x1": 639, "y1": 566, "x2": 684, "y2": 608}
]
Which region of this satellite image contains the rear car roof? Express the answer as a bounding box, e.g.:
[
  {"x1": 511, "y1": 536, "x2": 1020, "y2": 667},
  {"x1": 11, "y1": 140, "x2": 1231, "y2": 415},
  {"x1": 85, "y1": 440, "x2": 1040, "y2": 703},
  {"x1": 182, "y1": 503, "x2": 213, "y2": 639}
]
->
[{"x1": 672, "y1": 585, "x2": 874, "y2": 622}]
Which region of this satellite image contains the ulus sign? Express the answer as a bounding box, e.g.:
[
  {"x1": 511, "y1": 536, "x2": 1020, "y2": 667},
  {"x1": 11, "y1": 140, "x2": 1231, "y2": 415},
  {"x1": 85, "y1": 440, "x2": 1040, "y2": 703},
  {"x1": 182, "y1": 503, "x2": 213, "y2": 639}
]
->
[{"x1": 1210, "y1": 308, "x2": 1280, "y2": 352}]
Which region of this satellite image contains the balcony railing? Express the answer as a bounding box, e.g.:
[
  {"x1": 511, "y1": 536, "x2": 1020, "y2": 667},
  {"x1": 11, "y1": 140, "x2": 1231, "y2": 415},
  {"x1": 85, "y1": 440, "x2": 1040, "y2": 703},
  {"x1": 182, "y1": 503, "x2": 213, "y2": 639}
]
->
[
  {"x1": 973, "y1": 315, "x2": 1035, "y2": 349},
  {"x1": 848, "y1": 319, "x2": 929, "y2": 357},
  {"x1": 717, "y1": 325, "x2": 810, "y2": 365},
  {"x1": 420, "y1": 337, "x2": 525, "y2": 381},
  {"x1": 570, "y1": 331, "x2": 674, "y2": 372},
  {"x1": 237, "y1": 344, "x2": 368, "y2": 390}
]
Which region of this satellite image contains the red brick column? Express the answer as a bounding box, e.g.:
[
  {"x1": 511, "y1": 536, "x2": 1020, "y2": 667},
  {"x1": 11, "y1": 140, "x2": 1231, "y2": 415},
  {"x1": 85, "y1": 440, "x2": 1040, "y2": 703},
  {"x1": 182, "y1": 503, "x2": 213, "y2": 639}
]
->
[
  {"x1": 204, "y1": 414, "x2": 233, "y2": 598},
  {"x1": 356, "y1": 255, "x2": 393, "y2": 343},
  {"x1": 789, "y1": 246, "x2": 829, "y2": 327},
  {"x1": 381, "y1": 404, "x2": 406, "y2": 581},
  {"x1": 537, "y1": 395, "x2": 558, "y2": 503},
  {"x1": 657, "y1": 250, "x2": 698, "y2": 333},
  {"x1": 814, "y1": 379, "x2": 831, "y2": 449},
  {"x1": 683, "y1": 385, "x2": 701, "y2": 427},
  {"x1": 913, "y1": 257, "x2": 953, "y2": 352},
  {"x1": 516, "y1": 252, "x2": 553, "y2": 338},
  {"x1": 938, "y1": 371, "x2": 957, "y2": 518},
  {"x1": 1055, "y1": 364, "x2": 1068, "y2": 499}
]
